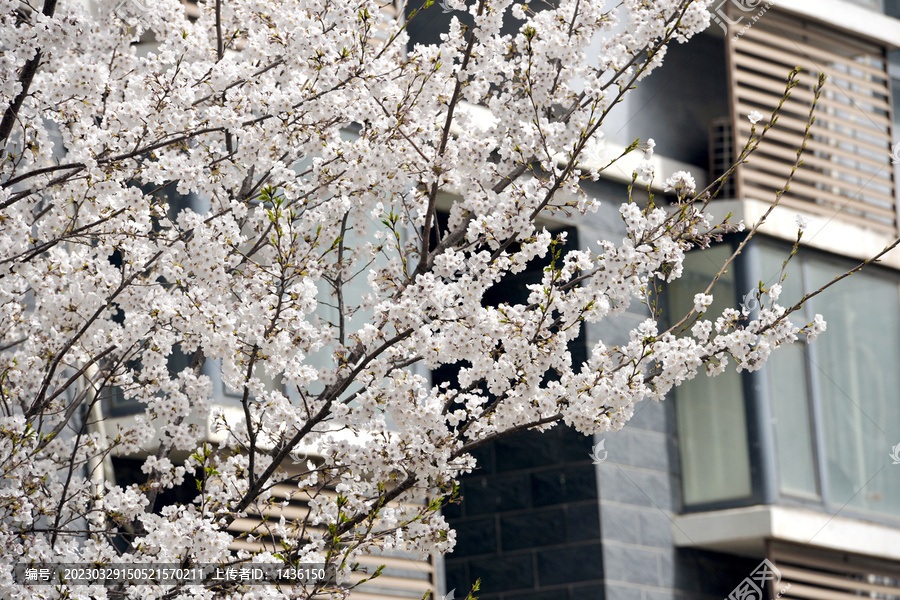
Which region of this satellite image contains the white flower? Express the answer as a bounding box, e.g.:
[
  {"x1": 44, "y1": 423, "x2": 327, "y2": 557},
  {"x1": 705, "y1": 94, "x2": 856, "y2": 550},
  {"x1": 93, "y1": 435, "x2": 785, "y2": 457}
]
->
[
  {"x1": 642, "y1": 138, "x2": 656, "y2": 161},
  {"x1": 663, "y1": 171, "x2": 697, "y2": 198},
  {"x1": 635, "y1": 161, "x2": 655, "y2": 181},
  {"x1": 748, "y1": 110, "x2": 764, "y2": 124},
  {"x1": 581, "y1": 135, "x2": 607, "y2": 166},
  {"x1": 691, "y1": 320, "x2": 713, "y2": 342},
  {"x1": 693, "y1": 293, "x2": 713, "y2": 313},
  {"x1": 806, "y1": 314, "x2": 827, "y2": 342},
  {"x1": 795, "y1": 214, "x2": 810, "y2": 231}
]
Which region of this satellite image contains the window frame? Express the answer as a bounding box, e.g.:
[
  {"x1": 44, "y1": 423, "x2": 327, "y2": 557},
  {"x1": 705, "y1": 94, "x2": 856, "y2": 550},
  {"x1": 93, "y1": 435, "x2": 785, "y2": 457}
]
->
[
  {"x1": 671, "y1": 235, "x2": 772, "y2": 513},
  {"x1": 675, "y1": 236, "x2": 900, "y2": 526}
]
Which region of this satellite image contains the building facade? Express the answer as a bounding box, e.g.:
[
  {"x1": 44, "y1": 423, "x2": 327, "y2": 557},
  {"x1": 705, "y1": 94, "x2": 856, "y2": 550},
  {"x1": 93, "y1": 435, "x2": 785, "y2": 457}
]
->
[
  {"x1": 436, "y1": 1, "x2": 900, "y2": 599},
  {"x1": 94, "y1": 1, "x2": 900, "y2": 598}
]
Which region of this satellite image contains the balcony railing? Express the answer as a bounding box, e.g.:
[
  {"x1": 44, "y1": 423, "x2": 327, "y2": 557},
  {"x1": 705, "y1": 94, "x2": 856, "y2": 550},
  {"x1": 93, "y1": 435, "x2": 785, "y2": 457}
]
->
[{"x1": 726, "y1": 9, "x2": 898, "y2": 236}]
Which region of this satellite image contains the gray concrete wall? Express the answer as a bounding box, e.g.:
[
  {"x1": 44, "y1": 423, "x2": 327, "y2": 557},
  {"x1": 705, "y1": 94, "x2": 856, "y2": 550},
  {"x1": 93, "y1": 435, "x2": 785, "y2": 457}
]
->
[{"x1": 581, "y1": 181, "x2": 761, "y2": 600}]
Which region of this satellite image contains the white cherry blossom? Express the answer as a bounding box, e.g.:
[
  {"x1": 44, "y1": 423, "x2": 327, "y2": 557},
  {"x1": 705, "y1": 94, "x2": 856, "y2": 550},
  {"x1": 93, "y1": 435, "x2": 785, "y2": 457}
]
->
[{"x1": 0, "y1": 0, "x2": 841, "y2": 598}]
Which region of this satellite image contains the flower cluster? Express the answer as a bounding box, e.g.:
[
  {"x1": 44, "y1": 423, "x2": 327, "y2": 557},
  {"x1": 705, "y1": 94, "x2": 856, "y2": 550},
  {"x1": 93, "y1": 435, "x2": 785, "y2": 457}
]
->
[{"x1": 0, "y1": 0, "x2": 827, "y2": 598}]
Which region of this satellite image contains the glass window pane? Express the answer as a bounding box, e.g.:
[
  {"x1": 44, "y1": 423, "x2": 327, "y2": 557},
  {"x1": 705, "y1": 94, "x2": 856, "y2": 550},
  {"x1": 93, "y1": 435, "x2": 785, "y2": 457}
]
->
[
  {"x1": 671, "y1": 245, "x2": 752, "y2": 506},
  {"x1": 759, "y1": 244, "x2": 818, "y2": 498},
  {"x1": 758, "y1": 243, "x2": 804, "y2": 316},
  {"x1": 769, "y1": 342, "x2": 819, "y2": 497},
  {"x1": 808, "y1": 261, "x2": 900, "y2": 517}
]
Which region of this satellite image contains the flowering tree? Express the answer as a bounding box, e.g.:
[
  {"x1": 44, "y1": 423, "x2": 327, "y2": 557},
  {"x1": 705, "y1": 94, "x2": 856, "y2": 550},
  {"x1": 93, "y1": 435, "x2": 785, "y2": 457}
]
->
[{"x1": 0, "y1": 0, "x2": 855, "y2": 597}]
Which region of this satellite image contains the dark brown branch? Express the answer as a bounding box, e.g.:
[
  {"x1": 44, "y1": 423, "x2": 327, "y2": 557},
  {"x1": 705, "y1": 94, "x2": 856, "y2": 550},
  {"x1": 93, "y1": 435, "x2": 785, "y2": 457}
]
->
[
  {"x1": 414, "y1": 0, "x2": 488, "y2": 278},
  {"x1": 0, "y1": 0, "x2": 58, "y2": 150}
]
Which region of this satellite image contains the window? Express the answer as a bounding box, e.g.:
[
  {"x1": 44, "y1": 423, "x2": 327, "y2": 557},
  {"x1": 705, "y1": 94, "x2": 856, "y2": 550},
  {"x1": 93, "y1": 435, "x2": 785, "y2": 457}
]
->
[
  {"x1": 790, "y1": 248, "x2": 900, "y2": 517},
  {"x1": 670, "y1": 244, "x2": 753, "y2": 506},
  {"x1": 758, "y1": 245, "x2": 818, "y2": 499},
  {"x1": 673, "y1": 238, "x2": 900, "y2": 521}
]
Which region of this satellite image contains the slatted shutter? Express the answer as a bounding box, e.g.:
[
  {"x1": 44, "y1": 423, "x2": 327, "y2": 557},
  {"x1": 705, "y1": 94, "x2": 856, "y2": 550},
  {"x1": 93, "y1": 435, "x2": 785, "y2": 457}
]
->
[
  {"x1": 227, "y1": 481, "x2": 436, "y2": 599},
  {"x1": 726, "y1": 9, "x2": 898, "y2": 235},
  {"x1": 768, "y1": 540, "x2": 900, "y2": 599}
]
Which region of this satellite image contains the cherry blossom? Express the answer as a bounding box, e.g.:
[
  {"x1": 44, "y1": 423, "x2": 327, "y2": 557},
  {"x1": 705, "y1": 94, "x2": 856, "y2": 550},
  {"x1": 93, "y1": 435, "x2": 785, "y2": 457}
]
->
[{"x1": 0, "y1": 0, "x2": 847, "y2": 598}]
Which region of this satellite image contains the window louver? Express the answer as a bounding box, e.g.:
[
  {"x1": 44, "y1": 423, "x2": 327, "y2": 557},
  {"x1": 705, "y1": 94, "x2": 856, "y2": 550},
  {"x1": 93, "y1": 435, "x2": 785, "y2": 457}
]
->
[
  {"x1": 768, "y1": 540, "x2": 900, "y2": 599},
  {"x1": 727, "y1": 9, "x2": 898, "y2": 235},
  {"x1": 227, "y1": 483, "x2": 436, "y2": 599}
]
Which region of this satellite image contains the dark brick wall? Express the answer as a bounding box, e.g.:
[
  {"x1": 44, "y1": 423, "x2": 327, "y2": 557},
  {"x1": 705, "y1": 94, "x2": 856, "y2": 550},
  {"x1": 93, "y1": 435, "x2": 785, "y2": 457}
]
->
[
  {"x1": 443, "y1": 426, "x2": 604, "y2": 600},
  {"x1": 440, "y1": 418, "x2": 756, "y2": 600}
]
